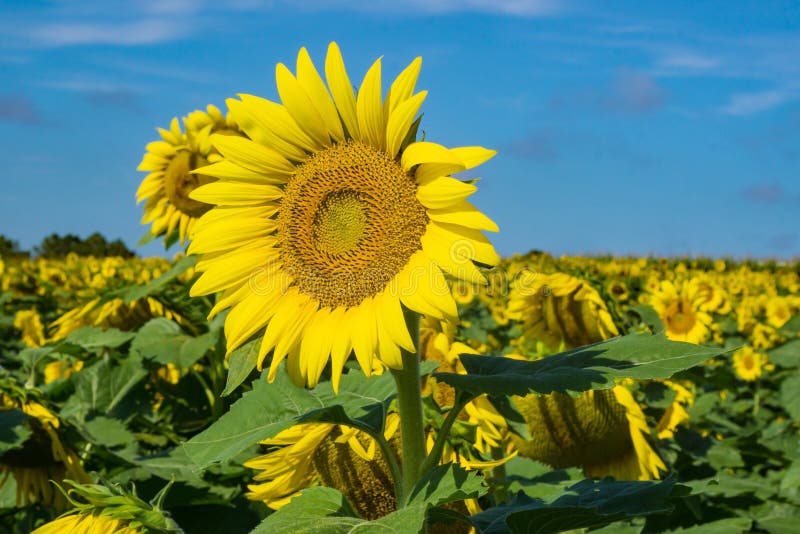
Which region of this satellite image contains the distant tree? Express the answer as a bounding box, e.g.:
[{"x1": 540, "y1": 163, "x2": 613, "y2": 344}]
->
[
  {"x1": 34, "y1": 233, "x2": 135, "y2": 258},
  {"x1": 0, "y1": 235, "x2": 29, "y2": 258}
]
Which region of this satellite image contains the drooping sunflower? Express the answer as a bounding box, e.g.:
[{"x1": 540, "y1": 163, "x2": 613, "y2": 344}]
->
[
  {"x1": 136, "y1": 105, "x2": 242, "y2": 246},
  {"x1": 0, "y1": 391, "x2": 90, "y2": 509},
  {"x1": 188, "y1": 43, "x2": 499, "y2": 390},
  {"x1": 507, "y1": 271, "x2": 619, "y2": 350},
  {"x1": 511, "y1": 385, "x2": 666, "y2": 481}
]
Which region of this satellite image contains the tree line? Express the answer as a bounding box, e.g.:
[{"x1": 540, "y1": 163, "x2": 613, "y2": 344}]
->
[{"x1": 0, "y1": 233, "x2": 135, "y2": 259}]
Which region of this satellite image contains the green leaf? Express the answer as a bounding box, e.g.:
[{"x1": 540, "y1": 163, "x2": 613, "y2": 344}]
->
[
  {"x1": 627, "y1": 304, "x2": 665, "y2": 335},
  {"x1": 65, "y1": 357, "x2": 148, "y2": 420},
  {"x1": 112, "y1": 255, "x2": 196, "y2": 303},
  {"x1": 781, "y1": 373, "x2": 800, "y2": 422},
  {"x1": 184, "y1": 366, "x2": 395, "y2": 469},
  {"x1": 435, "y1": 333, "x2": 724, "y2": 397},
  {"x1": 251, "y1": 486, "x2": 431, "y2": 534},
  {"x1": 250, "y1": 486, "x2": 362, "y2": 533},
  {"x1": 406, "y1": 463, "x2": 485, "y2": 508},
  {"x1": 756, "y1": 516, "x2": 800, "y2": 534},
  {"x1": 707, "y1": 441, "x2": 745, "y2": 470},
  {"x1": 471, "y1": 478, "x2": 680, "y2": 534},
  {"x1": 62, "y1": 326, "x2": 135, "y2": 351},
  {"x1": 672, "y1": 517, "x2": 753, "y2": 533},
  {"x1": 222, "y1": 339, "x2": 259, "y2": 397},
  {"x1": 778, "y1": 313, "x2": 800, "y2": 336},
  {"x1": 770, "y1": 339, "x2": 800, "y2": 368},
  {"x1": 131, "y1": 318, "x2": 215, "y2": 368},
  {"x1": 83, "y1": 416, "x2": 136, "y2": 448},
  {"x1": 0, "y1": 409, "x2": 31, "y2": 454}
]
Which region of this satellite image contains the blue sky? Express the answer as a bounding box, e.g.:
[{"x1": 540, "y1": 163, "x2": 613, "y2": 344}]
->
[{"x1": 1, "y1": 0, "x2": 798, "y2": 259}]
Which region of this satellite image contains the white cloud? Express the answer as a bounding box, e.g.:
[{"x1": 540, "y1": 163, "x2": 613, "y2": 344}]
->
[
  {"x1": 28, "y1": 19, "x2": 191, "y2": 47},
  {"x1": 659, "y1": 52, "x2": 719, "y2": 70},
  {"x1": 722, "y1": 89, "x2": 795, "y2": 116},
  {"x1": 289, "y1": 0, "x2": 562, "y2": 16}
]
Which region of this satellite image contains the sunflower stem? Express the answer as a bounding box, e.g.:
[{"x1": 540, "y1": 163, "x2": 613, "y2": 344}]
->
[
  {"x1": 391, "y1": 310, "x2": 427, "y2": 507},
  {"x1": 373, "y1": 431, "x2": 404, "y2": 507},
  {"x1": 419, "y1": 393, "x2": 474, "y2": 476}
]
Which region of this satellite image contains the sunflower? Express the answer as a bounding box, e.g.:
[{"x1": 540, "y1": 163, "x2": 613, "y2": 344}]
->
[
  {"x1": 647, "y1": 280, "x2": 713, "y2": 344},
  {"x1": 0, "y1": 393, "x2": 90, "y2": 509},
  {"x1": 507, "y1": 271, "x2": 619, "y2": 350},
  {"x1": 13, "y1": 309, "x2": 47, "y2": 347},
  {"x1": 511, "y1": 385, "x2": 665, "y2": 481},
  {"x1": 188, "y1": 43, "x2": 498, "y2": 390},
  {"x1": 654, "y1": 380, "x2": 694, "y2": 440},
  {"x1": 732, "y1": 346, "x2": 764, "y2": 382},
  {"x1": 137, "y1": 105, "x2": 242, "y2": 246},
  {"x1": 245, "y1": 415, "x2": 401, "y2": 519},
  {"x1": 32, "y1": 513, "x2": 143, "y2": 534}
]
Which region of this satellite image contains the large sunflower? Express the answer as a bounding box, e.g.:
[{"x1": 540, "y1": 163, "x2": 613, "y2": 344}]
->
[
  {"x1": 188, "y1": 43, "x2": 499, "y2": 390},
  {"x1": 137, "y1": 105, "x2": 241, "y2": 246}
]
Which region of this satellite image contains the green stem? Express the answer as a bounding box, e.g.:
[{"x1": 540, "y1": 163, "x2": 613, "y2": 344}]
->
[
  {"x1": 373, "y1": 431, "x2": 404, "y2": 506},
  {"x1": 490, "y1": 446, "x2": 509, "y2": 504},
  {"x1": 390, "y1": 310, "x2": 426, "y2": 506},
  {"x1": 419, "y1": 394, "x2": 474, "y2": 476}
]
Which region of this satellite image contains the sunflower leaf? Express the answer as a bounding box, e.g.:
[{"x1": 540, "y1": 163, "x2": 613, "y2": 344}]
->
[
  {"x1": 131, "y1": 318, "x2": 216, "y2": 369},
  {"x1": 222, "y1": 339, "x2": 259, "y2": 396},
  {"x1": 470, "y1": 477, "x2": 682, "y2": 534},
  {"x1": 250, "y1": 487, "x2": 362, "y2": 533},
  {"x1": 0, "y1": 409, "x2": 32, "y2": 454},
  {"x1": 406, "y1": 463, "x2": 485, "y2": 508},
  {"x1": 435, "y1": 333, "x2": 724, "y2": 397},
  {"x1": 184, "y1": 366, "x2": 396, "y2": 469}
]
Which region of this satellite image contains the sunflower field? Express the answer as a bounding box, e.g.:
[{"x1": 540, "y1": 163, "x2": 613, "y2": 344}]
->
[{"x1": 1, "y1": 43, "x2": 799, "y2": 533}]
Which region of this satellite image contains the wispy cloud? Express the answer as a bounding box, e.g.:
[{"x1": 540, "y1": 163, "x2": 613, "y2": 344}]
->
[
  {"x1": 507, "y1": 129, "x2": 558, "y2": 160},
  {"x1": 281, "y1": 0, "x2": 563, "y2": 15},
  {"x1": 604, "y1": 69, "x2": 666, "y2": 114},
  {"x1": 0, "y1": 94, "x2": 42, "y2": 125},
  {"x1": 722, "y1": 89, "x2": 796, "y2": 116},
  {"x1": 27, "y1": 19, "x2": 193, "y2": 47},
  {"x1": 658, "y1": 51, "x2": 719, "y2": 71},
  {"x1": 741, "y1": 184, "x2": 786, "y2": 203}
]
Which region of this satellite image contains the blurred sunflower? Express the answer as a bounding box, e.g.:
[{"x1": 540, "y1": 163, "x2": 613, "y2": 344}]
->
[
  {"x1": 188, "y1": 42, "x2": 498, "y2": 390},
  {"x1": 33, "y1": 513, "x2": 143, "y2": 534},
  {"x1": 137, "y1": 105, "x2": 242, "y2": 246},
  {"x1": 0, "y1": 391, "x2": 89, "y2": 509},
  {"x1": 245, "y1": 416, "x2": 401, "y2": 519},
  {"x1": 732, "y1": 346, "x2": 765, "y2": 382},
  {"x1": 648, "y1": 280, "x2": 713, "y2": 344},
  {"x1": 507, "y1": 271, "x2": 619, "y2": 350},
  {"x1": 13, "y1": 309, "x2": 46, "y2": 347},
  {"x1": 511, "y1": 386, "x2": 665, "y2": 481}
]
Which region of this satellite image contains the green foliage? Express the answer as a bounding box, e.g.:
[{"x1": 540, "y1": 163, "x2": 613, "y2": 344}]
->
[{"x1": 435, "y1": 332, "x2": 724, "y2": 397}]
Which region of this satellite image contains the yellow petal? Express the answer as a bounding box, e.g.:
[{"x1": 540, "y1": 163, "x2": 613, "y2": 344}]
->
[
  {"x1": 296, "y1": 47, "x2": 344, "y2": 141},
  {"x1": 386, "y1": 90, "x2": 427, "y2": 158},
  {"x1": 263, "y1": 291, "x2": 319, "y2": 380},
  {"x1": 416, "y1": 175, "x2": 477, "y2": 209},
  {"x1": 227, "y1": 97, "x2": 308, "y2": 162},
  {"x1": 190, "y1": 181, "x2": 283, "y2": 207},
  {"x1": 298, "y1": 308, "x2": 334, "y2": 388},
  {"x1": 276, "y1": 62, "x2": 331, "y2": 147},
  {"x1": 401, "y1": 141, "x2": 464, "y2": 171},
  {"x1": 194, "y1": 160, "x2": 287, "y2": 185},
  {"x1": 356, "y1": 57, "x2": 385, "y2": 151},
  {"x1": 427, "y1": 201, "x2": 500, "y2": 232},
  {"x1": 325, "y1": 42, "x2": 360, "y2": 139},
  {"x1": 432, "y1": 221, "x2": 500, "y2": 266},
  {"x1": 329, "y1": 307, "x2": 352, "y2": 393},
  {"x1": 211, "y1": 134, "x2": 296, "y2": 176},
  {"x1": 388, "y1": 56, "x2": 422, "y2": 112},
  {"x1": 451, "y1": 146, "x2": 497, "y2": 169},
  {"x1": 376, "y1": 291, "x2": 415, "y2": 352},
  {"x1": 349, "y1": 298, "x2": 377, "y2": 375},
  {"x1": 224, "y1": 288, "x2": 282, "y2": 353},
  {"x1": 190, "y1": 245, "x2": 276, "y2": 296}
]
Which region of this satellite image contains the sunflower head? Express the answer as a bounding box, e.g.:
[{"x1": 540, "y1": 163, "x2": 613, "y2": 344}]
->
[
  {"x1": 137, "y1": 105, "x2": 243, "y2": 246},
  {"x1": 511, "y1": 386, "x2": 664, "y2": 481},
  {"x1": 732, "y1": 346, "x2": 765, "y2": 382},
  {"x1": 508, "y1": 271, "x2": 619, "y2": 350},
  {"x1": 648, "y1": 280, "x2": 713, "y2": 344},
  {"x1": 188, "y1": 42, "x2": 499, "y2": 390}
]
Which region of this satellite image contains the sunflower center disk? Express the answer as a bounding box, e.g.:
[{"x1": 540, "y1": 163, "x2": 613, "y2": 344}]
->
[
  {"x1": 279, "y1": 141, "x2": 428, "y2": 309},
  {"x1": 164, "y1": 150, "x2": 215, "y2": 217}
]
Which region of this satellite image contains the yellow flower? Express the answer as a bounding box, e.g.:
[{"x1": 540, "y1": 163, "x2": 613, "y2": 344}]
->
[
  {"x1": 655, "y1": 381, "x2": 694, "y2": 440},
  {"x1": 511, "y1": 386, "x2": 665, "y2": 481},
  {"x1": 13, "y1": 309, "x2": 47, "y2": 347},
  {"x1": 766, "y1": 296, "x2": 795, "y2": 329},
  {"x1": 648, "y1": 280, "x2": 713, "y2": 344},
  {"x1": 43, "y1": 360, "x2": 84, "y2": 384},
  {"x1": 137, "y1": 105, "x2": 242, "y2": 246},
  {"x1": 32, "y1": 512, "x2": 143, "y2": 534},
  {"x1": 245, "y1": 416, "x2": 400, "y2": 519},
  {"x1": 188, "y1": 43, "x2": 498, "y2": 390},
  {"x1": 606, "y1": 279, "x2": 629, "y2": 303},
  {"x1": 732, "y1": 346, "x2": 764, "y2": 382},
  {"x1": 0, "y1": 395, "x2": 90, "y2": 509},
  {"x1": 508, "y1": 271, "x2": 619, "y2": 350}
]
